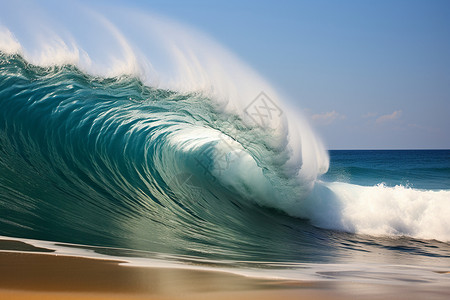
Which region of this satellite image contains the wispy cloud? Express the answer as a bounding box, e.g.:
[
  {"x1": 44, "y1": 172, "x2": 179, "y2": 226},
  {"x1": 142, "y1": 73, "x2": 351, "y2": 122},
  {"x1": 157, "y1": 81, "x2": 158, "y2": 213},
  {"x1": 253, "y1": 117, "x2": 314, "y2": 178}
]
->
[
  {"x1": 311, "y1": 110, "x2": 346, "y2": 125},
  {"x1": 375, "y1": 110, "x2": 402, "y2": 124}
]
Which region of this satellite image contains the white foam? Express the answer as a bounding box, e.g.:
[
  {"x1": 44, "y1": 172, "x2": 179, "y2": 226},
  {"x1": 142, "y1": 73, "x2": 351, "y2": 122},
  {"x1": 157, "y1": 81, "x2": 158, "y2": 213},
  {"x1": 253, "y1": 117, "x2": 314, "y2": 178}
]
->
[{"x1": 296, "y1": 182, "x2": 450, "y2": 242}]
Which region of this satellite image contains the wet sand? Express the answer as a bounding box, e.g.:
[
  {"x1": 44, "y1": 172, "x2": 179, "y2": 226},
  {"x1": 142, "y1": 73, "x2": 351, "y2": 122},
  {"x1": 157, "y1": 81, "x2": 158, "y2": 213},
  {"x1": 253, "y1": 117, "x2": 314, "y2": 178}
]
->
[
  {"x1": 0, "y1": 241, "x2": 449, "y2": 300},
  {"x1": 0, "y1": 250, "x2": 340, "y2": 300}
]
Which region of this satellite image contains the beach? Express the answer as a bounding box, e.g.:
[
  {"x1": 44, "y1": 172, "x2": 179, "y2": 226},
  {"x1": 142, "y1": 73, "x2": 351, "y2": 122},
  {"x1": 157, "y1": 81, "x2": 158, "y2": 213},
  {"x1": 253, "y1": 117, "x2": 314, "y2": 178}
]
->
[
  {"x1": 1, "y1": 238, "x2": 449, "y2": 300},
  {"x1": 0, "y1": 249, "x2": 334, "y2": 300}
]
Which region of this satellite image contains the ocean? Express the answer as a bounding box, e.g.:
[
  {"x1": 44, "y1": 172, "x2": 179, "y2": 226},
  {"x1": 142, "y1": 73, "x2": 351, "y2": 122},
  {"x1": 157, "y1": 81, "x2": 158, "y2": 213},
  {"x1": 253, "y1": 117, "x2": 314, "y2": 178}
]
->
[
  {"x1": 0, "y1": 1, "x2": 449, "y2": 295},
  {"x1": 1, "y1": 53, "x2": 449, "y2": 285}
]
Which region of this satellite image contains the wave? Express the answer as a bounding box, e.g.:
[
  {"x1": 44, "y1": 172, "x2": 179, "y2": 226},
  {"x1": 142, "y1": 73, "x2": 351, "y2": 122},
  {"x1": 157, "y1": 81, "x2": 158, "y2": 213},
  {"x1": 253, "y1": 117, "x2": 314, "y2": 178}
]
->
[
  {"x1": 0, "y1": 52, "x2": 331, "y2": 260},
  {"x1": 0, "y1": 1, "x2": 449, "y2": 263}
]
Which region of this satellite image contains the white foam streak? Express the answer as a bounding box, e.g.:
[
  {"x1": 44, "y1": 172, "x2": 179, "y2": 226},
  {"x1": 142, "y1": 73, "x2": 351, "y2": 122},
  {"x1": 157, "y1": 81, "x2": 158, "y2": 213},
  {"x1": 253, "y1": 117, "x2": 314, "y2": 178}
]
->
[
  {"x1": 87, "y1": 11, "x2": 144, "y2": 77},
  {"x1": 34, "y1": 36, "x2": 81, "y2": 67}
]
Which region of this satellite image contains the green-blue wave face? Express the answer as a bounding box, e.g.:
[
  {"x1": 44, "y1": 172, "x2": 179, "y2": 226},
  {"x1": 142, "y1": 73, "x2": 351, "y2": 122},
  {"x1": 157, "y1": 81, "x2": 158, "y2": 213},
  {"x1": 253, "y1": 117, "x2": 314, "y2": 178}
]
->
[{"x1": 0, "y1": 53, "x2": 334, "y2": 262}]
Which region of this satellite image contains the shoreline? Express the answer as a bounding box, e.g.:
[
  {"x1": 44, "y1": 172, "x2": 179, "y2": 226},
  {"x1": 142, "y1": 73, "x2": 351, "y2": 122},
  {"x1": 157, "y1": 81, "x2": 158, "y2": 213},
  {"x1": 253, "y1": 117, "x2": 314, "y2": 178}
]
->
[
  {"x1": 0, "y1": 238, "x2": 449, "y2": 299},
  {"x1": 1, "y1": 251, "x2": 449, "y2": 300}
]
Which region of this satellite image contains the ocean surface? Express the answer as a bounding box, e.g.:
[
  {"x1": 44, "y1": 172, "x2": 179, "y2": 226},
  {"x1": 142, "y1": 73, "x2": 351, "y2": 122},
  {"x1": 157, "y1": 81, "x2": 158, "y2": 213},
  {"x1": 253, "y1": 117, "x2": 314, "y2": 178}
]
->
[{"x1": 0, "y1": 1, "x2": 449, "y2": 288}]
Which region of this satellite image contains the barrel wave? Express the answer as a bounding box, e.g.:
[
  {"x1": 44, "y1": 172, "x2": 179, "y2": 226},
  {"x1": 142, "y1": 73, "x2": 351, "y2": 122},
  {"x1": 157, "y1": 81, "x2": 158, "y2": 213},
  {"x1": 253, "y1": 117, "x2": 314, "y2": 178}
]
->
[
  {"x1": 1, "y1": 1, "x2": 449, "y2": 269},
  {"x1": 0, "y1": 53, "x2": 332, "y2": 261}
]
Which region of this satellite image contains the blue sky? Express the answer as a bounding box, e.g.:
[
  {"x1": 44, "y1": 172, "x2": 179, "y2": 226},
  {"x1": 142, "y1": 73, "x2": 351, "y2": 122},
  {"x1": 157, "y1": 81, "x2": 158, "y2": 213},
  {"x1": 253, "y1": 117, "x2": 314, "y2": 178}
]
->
[
  {"x1": 114, "y1": 0, "x2": 450, "y2": 149},
  {"x1": 45, "y1": 1, "x2": 450, "y2": 148}
]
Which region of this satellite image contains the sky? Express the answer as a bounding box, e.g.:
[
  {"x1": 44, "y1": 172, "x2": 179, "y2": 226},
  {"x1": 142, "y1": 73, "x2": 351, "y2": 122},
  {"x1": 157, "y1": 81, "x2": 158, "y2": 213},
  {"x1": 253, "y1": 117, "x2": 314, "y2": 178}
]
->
[
  {"x1": 109, "y1": 0, "x2": 449, "y2": 150},
  {"x1": 8, "y1": 0, "x2": 450, "y2": 149}
]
